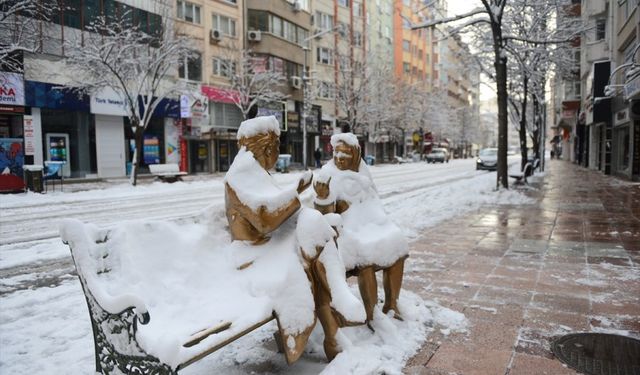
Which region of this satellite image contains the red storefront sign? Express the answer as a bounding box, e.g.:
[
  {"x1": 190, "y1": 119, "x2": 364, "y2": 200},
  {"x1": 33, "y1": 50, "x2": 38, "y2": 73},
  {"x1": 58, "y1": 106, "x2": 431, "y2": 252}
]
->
[{"x1": 201, "y1": 85, "x2": 240, "y2": 104}]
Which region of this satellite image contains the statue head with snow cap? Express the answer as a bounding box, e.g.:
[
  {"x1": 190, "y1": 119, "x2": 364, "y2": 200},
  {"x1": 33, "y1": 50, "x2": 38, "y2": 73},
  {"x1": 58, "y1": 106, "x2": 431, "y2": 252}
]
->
[
  {"x1": 237, "y1": 116, "x2": 281, "y2": 170},
  {"x1": 331, "y1": 133, "x2": 361, "y2": 172}
]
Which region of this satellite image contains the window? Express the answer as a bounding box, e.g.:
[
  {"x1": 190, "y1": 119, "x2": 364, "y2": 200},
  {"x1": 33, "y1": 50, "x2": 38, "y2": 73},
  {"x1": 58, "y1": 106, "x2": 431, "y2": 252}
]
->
[
  {"x1": 177, "y1": 1, "x2": 201, "y2": 24},
  {"x1": 402, "y1": 40, "x2": 410, "y2": 51},
  {"x1": 64, "y1": 0, "x2": 81, "y2": 29},
  {"x1": 212, "y1": 14, "x2": 236, "y2": 37},
  {"x1": 318, "y1": 81, "x2": 334, "y2": 99},
  {"x1": 403, "y1": 62, "x2": 410, "y2": 73},
  {"x1": 338, "y1": 0, "x2": 349, "y2": 7},
  {"x1": 272, "y1": 14, "x2": 283, "y2": 37},
  {"x1": 620, "y1": 0, "x2": 639, "y2": 21},
  {"x1": 316, "y1": 11, "x2": 334, "y2": 31},
  {"x1": 83, "y1": 0, "x2": 101, "y2": 29},
  {"x1": 354, "y1": 31, "x2": 362, "y2": 47},
  {"x1": 179, "y1": 52, "x2": 202, "y2": 81},
  {"x1": 595, "y1": 18, "x2": 605, "y2": 41},
  {"x1": 212, "y1": 58, "x2": 235, "y2": 78},
  {"x1": 248, "y1": 10, "x2": 269, "y2": 31},
  {"x1": 317, "y1": 47, "x2": 333, "y2": 65},
  {"x1": 354, "y1": 2, "x2": 363, "y2": 17}
]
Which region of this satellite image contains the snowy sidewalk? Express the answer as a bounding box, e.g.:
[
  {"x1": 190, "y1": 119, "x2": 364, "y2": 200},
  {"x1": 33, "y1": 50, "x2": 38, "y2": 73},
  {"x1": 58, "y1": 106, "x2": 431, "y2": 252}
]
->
[{"x1": 403, "y1": 160, "x2": 640, "y2": 375}]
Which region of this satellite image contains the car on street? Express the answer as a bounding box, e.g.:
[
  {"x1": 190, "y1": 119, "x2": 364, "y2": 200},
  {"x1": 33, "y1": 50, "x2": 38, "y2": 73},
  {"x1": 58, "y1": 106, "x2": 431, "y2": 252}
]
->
[
  {"x1": 426, "y1": 150, "x2": 446, "y2": 163},
  {"x1": 476, "y1": 148, "x2": 498, "y2": 170},
  {"x1": 432, "y1": 148, "x2": 450, "y2": 162}
]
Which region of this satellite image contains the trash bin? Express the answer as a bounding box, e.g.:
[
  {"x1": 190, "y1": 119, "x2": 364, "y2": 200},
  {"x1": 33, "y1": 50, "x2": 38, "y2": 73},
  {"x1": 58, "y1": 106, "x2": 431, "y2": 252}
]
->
[
  {"x1": 23, "y1": 165, "x2": 44, "y2": 193},
  {"x1": 275, "y1": 154, "x2": 292, "y2": 173},
  {"x1": 364, "y1": 155, "x2": 375, "y2": 166}
]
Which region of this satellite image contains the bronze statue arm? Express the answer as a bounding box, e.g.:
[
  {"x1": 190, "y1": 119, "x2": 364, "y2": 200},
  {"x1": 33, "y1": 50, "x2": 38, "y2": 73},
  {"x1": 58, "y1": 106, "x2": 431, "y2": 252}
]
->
[{"x1": 226, "y1": 183, "x2": 300, "y2": 235}]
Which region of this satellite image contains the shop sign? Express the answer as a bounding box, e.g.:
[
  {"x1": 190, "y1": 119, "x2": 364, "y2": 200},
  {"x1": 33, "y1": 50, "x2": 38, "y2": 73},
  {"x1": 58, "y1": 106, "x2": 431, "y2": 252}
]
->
[
  {"x1": 287, "y1": 112, "x2": 299, "y2": 128},
  {"x1": 615, "y1": 109, "x2": 629, "y2": 126},
  {"x1": 90, "y1": 87, "x2": 128, "y2": 116},
  {"x1": 201, "y1": 85, "x2": 239, "y2": 104},
  {"x1": 0, "y1": 72, "x2": 25, "y2": 106},
  {"x1": 257, "y1": 101, "x2": 287, "y2": 132},
  {"x1": 23, "y1": 116, "x2": 35, "y2": 156},
  {"x1": 624, "y1": 74, "x2": 640, "y2": 100},
  {"x1": 0, "y1": 105, "x2": 24, "y2": 113},
  {"x1": 180, "y1": 93, "x2": 209, "y2": 120}
]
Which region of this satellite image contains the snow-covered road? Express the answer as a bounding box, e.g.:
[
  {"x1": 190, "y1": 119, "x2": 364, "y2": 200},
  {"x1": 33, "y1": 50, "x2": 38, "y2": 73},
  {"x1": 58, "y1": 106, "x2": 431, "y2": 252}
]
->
[{"x1": 0, "y1": 157, "x2": 532, "y2": 374}]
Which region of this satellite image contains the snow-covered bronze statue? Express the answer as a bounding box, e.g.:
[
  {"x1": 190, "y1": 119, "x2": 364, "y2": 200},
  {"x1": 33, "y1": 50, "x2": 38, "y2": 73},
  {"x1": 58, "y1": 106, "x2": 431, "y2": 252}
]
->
[
  {"x1": 225, "y1": 117, "x2": 364, "y2": 363},
  {"x1": 314, "y1": 133, "x2": 409, "y2": 323}
]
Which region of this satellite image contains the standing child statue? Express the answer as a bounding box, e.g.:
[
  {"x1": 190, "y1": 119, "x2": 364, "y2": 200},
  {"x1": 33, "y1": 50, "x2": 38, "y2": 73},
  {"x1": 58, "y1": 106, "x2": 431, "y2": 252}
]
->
[
  {"x1": 314, "y1": 133, "x2": 409, "y2": 323},
  {"x1": 225, "y1": 117, "x2": 364, "y2": 363}
]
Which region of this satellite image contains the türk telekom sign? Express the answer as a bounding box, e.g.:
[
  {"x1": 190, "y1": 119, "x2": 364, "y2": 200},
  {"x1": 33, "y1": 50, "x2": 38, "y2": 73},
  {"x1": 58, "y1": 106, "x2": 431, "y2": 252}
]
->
[{"x1": 0, "y1": 72, "x2": 25, "y2": 106}]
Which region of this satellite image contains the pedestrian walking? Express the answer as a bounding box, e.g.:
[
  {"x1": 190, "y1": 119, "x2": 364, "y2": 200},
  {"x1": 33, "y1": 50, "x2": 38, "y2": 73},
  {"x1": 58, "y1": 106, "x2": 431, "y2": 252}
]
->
[{"x1": 314, "y1": 148, "x2": 322, "y2": 168}]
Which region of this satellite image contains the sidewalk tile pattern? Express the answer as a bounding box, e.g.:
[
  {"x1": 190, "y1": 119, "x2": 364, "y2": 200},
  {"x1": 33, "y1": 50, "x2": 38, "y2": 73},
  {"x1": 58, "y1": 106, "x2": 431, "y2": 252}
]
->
[{"x1": 404, "y1": 161, "x2": 640, "y2": 375}]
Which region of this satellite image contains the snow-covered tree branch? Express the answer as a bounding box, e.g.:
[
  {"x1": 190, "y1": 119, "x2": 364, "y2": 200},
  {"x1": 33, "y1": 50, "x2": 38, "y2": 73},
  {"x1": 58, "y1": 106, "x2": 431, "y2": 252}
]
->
[{"x1": 64, "y1": 6, "x2": 193, "y2": 185}]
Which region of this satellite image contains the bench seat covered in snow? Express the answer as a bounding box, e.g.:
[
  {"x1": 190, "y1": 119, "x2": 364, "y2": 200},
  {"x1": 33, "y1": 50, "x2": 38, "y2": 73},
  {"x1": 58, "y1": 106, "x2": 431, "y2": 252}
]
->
[
  {"x1": 509, "y1": 162, "x2": 533, "y2": 184},
  {"x1": 60, "y1": 217, "x2": 312, "y2": 374},
  {"x1": 148, "y1": 163, "x2": 187, "y2": 183}
]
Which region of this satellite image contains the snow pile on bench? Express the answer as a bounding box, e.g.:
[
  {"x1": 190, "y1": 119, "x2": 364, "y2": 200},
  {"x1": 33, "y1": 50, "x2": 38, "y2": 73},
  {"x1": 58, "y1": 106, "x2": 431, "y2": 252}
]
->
[
  {"x1": 59, "y1": 214, "x2": 317, "y2": 369},
  {"x1": 148, "y1": 163, "x2": 186, "y2": 176}
]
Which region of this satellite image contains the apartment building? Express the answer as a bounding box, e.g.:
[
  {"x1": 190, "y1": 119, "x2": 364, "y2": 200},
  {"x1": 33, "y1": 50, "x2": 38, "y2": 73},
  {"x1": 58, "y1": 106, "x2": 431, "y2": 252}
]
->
[
  {"x1": 551, "y1": 0, "x2": 582, "y2": 164},
  {"x1": 565, "y1": 0, "x2": 639, "y2": 180},
  {"x1": 0, "y1": 0, "x2": 181, "y2": 181},
  {"x1": 393, "y1": 0, "x2": 430, "y2": 87},
  {"x1": 175, "y1": 0, "x2": 245, "y2": 173}
]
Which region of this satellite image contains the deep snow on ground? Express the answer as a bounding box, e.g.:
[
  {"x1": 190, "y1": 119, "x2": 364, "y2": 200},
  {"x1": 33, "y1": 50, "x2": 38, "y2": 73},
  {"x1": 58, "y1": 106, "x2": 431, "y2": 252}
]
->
[{"x1": 0, "y1": 157, "x2": 532, "y2": 374}]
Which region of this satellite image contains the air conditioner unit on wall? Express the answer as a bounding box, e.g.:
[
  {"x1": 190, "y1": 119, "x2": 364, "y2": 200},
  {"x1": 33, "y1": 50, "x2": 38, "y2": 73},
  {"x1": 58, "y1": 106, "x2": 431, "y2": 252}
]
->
[
  {"x1": 292, "y1": 1, "x2": 302, "y2": 12},
  {"x1": 210, "y1": 29, "x2": 222, "y2": 43},
  {"x1": 247, "y1": 30, "x2": 261, "y2": 42},
  {"x1": 291, "y1": 76, "x2": 302, "y2": 89}
]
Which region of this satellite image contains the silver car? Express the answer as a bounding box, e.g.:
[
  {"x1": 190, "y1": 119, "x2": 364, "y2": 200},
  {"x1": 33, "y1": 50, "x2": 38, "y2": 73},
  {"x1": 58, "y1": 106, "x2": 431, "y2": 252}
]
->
[{"x1": 476, "y1": 148, "x2": 498, "y2": 170}]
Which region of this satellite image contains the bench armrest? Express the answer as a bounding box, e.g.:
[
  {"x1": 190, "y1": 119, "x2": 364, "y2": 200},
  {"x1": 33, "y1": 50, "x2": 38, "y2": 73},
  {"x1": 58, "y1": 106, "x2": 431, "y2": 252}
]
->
[{"x1": 60, "y1": 219, "x2": 149, "y2": 318}]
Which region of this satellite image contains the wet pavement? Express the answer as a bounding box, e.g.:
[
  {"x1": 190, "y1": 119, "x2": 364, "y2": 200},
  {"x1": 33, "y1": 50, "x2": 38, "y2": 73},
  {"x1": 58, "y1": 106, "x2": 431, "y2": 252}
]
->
[{"x1": 403, "y1": 160, "x2": 640, "y2": 375}]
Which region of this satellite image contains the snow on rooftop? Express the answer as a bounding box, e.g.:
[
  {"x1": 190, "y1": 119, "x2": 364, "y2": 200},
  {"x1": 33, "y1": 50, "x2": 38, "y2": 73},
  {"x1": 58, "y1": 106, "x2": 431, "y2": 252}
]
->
[{"x1": 237, "y1": 115, "x2": 281, "y2": 140}]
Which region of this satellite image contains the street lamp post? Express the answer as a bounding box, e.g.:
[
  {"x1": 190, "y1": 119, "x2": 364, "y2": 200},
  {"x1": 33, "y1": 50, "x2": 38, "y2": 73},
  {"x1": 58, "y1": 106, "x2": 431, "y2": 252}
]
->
[{"x1": 300, "y1": 25, "x2": 342, "y2": 168}]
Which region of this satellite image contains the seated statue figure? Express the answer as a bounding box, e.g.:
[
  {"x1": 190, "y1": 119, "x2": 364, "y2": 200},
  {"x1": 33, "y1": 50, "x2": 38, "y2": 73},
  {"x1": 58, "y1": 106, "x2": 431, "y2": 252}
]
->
[
  {"x1": 225, "y1": 116, "x2": 364, "y2": 363},
  {"x1": 313, "y1": 133, "x2": 409, "y2": 323}
]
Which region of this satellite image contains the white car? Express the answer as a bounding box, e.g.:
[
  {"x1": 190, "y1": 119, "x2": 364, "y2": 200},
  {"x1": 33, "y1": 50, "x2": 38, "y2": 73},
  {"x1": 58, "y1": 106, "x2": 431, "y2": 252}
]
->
[{"x1": 476, "y1": 148, "x2": 498, "y2": 170}]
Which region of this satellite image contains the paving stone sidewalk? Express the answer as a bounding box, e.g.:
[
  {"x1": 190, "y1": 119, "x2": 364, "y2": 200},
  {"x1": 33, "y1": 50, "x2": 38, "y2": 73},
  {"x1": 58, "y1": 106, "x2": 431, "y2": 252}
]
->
[{"x1": 403, "y1": 160, "x2": 640, "y2": 375}]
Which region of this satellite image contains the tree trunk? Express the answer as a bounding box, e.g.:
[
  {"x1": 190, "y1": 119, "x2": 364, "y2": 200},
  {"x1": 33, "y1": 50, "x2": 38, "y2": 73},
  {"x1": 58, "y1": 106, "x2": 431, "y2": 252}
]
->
[
  {"x1": 132, "y1": 124, "x2": 144, "y2": 186},
  {"x1": 520, "y1": 76, "x2": 529, "y2": 171},
  {"x1": 495, "y1": 53, "x2": 509, "y2": 189},
  {"x1": 532, "y1": 96, "x2": 541, "y2": 161}
]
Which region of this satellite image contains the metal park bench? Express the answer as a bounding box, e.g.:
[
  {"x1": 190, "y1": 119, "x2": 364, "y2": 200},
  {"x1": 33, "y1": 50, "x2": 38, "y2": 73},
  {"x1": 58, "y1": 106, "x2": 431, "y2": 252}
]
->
[
  {"x1": 148, "y1": 163, "x2": 187, "y2": 183},
  {"x1": 509, "y1": 162, "x2": 533, "y2": 184},
  {"x1": 60, "y1": 219, "x2": 294, "y2": 375}
]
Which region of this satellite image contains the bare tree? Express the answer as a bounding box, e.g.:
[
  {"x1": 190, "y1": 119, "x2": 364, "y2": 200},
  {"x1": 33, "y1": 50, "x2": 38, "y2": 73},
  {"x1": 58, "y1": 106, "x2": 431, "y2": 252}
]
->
[
  {"x1": 219, "y1": 47, "x2": 288, "y2": 120},
  {"x1": 64, "y1": 7, "x2": 193, "y2": 185},
  {"x1": 0, "y1": 0, "x2": 57, "y2": 71},
  {"x1": 414, "y1": 0, "x2": 582, "y2": 187}
]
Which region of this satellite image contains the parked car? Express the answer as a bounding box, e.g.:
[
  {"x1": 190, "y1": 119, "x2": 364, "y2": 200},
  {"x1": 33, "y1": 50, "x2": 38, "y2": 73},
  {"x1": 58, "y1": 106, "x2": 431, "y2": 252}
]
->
[
  {"x1": 476, "y1": 148, "x2": 498, "y2": 170},
  {"x1": 426, "y1": 150, "x2": 446, "y2": 163},
  {"x1": 432, "y1": 148, "x2": 450, "y2": 162}
]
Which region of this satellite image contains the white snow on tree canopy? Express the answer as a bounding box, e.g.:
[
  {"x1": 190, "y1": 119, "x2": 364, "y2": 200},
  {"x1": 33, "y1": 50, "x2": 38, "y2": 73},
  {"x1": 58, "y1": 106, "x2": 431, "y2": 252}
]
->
[
  {"x1": 224, "y1": 148, "x2": 298, "y2": 212},
  {"x1": 236, "y1": 115, "x2": 281, "y2": 139},
  {"x1": 330, "y1": 133, "x2": 360, "y2": 148}
]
